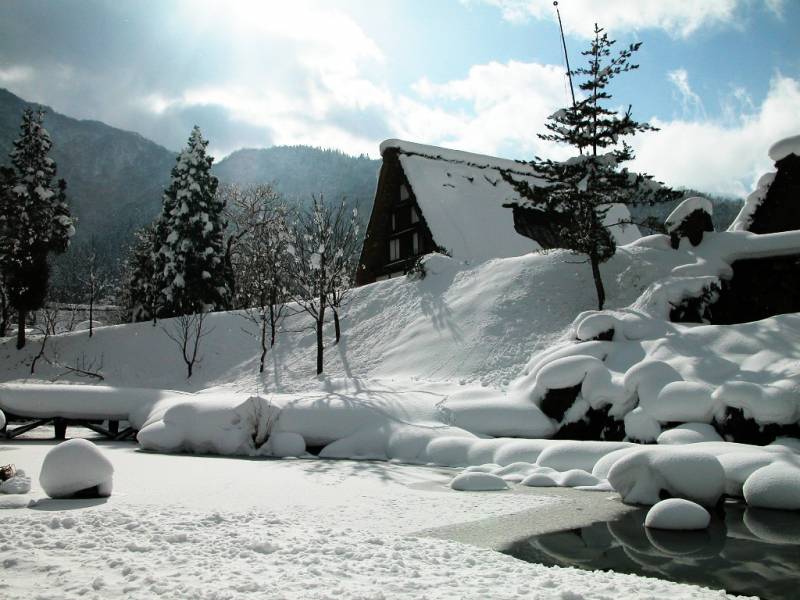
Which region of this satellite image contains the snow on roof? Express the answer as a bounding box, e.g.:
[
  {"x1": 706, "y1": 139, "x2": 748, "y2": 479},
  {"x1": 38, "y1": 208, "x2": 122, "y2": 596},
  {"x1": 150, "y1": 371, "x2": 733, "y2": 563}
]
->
[
  {"x1": 382, "y1": 139, "x2": 640, "y2": 262},
  {"x1": 729, "y1": 171, "x2": 775, "y2": 232},
  {"x1": 768, "y1": 134, "x2": 800, "y2": 162}
]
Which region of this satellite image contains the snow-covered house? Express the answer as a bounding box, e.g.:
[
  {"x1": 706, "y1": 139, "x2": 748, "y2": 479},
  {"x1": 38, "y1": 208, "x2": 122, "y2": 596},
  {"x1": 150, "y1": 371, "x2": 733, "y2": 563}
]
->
[{"x1": 356, "y1": 139, "x2": 641, "y2": 285}]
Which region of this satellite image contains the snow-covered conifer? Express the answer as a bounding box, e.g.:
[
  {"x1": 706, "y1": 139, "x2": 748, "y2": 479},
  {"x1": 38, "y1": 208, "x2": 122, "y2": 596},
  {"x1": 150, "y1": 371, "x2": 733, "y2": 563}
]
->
[
  {"x1": 503, "y1": 25, "x2": 679, "y2": 309},
  {"x1": 0, "y1": 108, "x2": 75, "y2": 348},
  {"x1": 152, "y1": 126, "x2": 231, "y2": 317},
  {"x1": 125, "y1": 223, "x2": 158, "y2": 323}
]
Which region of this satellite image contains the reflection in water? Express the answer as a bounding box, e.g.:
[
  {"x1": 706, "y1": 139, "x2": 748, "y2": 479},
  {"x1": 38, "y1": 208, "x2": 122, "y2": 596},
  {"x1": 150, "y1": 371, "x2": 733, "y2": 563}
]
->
[{"x1": 503, "y1": 502, "x2": 800, "y2": 600}]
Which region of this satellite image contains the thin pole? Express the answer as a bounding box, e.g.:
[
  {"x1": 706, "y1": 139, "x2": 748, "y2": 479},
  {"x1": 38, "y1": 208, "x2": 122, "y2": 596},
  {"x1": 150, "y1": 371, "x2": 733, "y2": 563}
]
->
[{"x1": 554, "y1": 2, "x2": 576, "y2": 108}]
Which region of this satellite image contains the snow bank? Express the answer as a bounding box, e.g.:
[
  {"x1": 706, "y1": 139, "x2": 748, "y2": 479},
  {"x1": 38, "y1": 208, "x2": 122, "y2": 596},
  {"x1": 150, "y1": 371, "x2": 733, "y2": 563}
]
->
[
  {"x1": 768, "y1": 133, "x2": 800, "y2": 162},
  {"x1": 138, "y1": 395, "x2": 278, "y2": 455},
  {"x1": 39, "y1": 439, "x2": 114, "y2": 499},
  {"x1": 450, "y1": 472, "x2": 509, "y2": 491},
  {"x1": 607, "y1": 447, "x2": 725, "y2": 507},
  {"x1": 644, "y1": 499, "x2": 710, "y2": 530},
  {"x1": 743, "y1": 462, "x2": 800, "y2": 510},
  {"x1": 657, "y1": 423, "x2": 723, "y2": 445}
]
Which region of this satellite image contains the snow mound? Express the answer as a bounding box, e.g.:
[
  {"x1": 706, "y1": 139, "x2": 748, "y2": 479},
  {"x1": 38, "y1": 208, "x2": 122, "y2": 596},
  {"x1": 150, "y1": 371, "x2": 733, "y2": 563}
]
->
[
  {"x1": 138, "y1": 395, "x2": 278, "y2": 455},
  {"x1": 536, "y1": 441, "x2": 632, "y2": 472},
  {"x1": 520, "y1": 468, "x2": 599, "y2": 488},
  {"x1": 39, "y1": 439, "x2": 114, "y2": 499},
  {"x1": 743, "y1": 462, "x2": 800, "y2": 510},
  {"x1": 665, "y1": 197, "x2": 712, "y2": 233},
  {"x1": 450, "y1": 472, "x2": 508, "y2": 491},
  {"x1": 0, "y1": 408, "x2": 5, "y2": 430},
  {"x1": 0, "y1": 469, "x2": 31, "y2": 494},
  {"x1": 268, "y1": 432, "x2": 306, "y2": 458},
  {"x1": 657, "y1": 423, "x2": 723, "y2": 445},
  {"x1": 768, "y1": 133, "x2": 800, "y2": 162},
  {"x1": 645, "y1": 498, "x2": 710, "y2": 530},
  {"x1": 607, "y1": 447, "x2": 725, "y2": 507}
]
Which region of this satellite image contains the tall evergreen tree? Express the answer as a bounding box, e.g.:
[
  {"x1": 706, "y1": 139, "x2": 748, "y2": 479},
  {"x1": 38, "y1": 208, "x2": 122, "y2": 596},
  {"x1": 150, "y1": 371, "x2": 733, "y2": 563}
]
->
[
  {"x1": 503, "y1": 25, "x2": 680, "y2": 309},
  {"x1": 0, "y1": 109, "x2": 74, "y2": 348},
  {"x1": 152, "y1": 126, "x2": 232, "y2": 317},
  {"x1": 125, "y1": 223, "x2": 158, "y2": 323}
]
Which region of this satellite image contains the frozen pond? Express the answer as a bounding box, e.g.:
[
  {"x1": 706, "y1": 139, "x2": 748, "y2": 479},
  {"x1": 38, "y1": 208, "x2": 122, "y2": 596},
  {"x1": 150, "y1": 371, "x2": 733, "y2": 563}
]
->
[{"x1": 502, "y1": 500, "x2": 800, "y2": 600}]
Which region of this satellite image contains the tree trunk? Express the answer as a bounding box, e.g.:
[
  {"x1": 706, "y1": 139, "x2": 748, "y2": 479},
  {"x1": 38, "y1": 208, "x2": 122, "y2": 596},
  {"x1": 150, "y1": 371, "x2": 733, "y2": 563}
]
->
[
  {"x1": 259, "y1": 314, "x2": 267, "y2": 373},
  {"x1": 316, "y1": 299, "x2": 326, "y2": 375},
  {"x1": 269, "y1": 290, "x2": 277, "y2": 347},
  {"x1": 16, "y1": 309, "x2": 26, "y2": 349},
  {"x1": 0, "y1": 303, "x2": 7, "y2": 338},
  {"x1": 590, "y1": 254, "x2": 605, "y2": 310},
  {"x1": 187, "y1": 360, "x2": 193, "y2": 379},
  {"x1": 333, "y1": 307, "x2": 341, "y2": 344}
]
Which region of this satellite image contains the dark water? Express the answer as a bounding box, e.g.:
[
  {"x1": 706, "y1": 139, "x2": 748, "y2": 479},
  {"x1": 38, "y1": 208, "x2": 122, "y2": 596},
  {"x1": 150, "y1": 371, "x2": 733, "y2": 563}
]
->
[{"x1": 502, "y1": 502, "x2": 800, "y2": 600}]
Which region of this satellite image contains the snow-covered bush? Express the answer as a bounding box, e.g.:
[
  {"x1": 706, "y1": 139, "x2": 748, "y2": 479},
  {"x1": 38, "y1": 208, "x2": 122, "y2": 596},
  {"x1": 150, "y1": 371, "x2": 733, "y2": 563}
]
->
[
  {"x1": 39, "y1": 439, "x2": 114, "y2": 499},
  {"x1": 664, "y1": 196, "x2": 713, "y2": 249}
]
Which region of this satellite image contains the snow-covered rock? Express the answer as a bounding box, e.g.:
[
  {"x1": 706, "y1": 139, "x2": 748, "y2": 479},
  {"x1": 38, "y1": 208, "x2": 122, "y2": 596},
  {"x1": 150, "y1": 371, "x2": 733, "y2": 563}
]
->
[
  {"x1": 657, "y1": 423, "x2": 723, "y2": 445},
  {"x1": 607, "y1": 447, "x2": 725, "y2": 507},
  {"x1": 768, "y1": 133, "x2": 800, "y2": 162},
  {"x1": 743, "y1": 462, "x2": 800, "y2": 510},
  {"x1": 268, "y1": 432, "x2": 306, "y2": 458},
  {"x1": 39, "y1": 439, "x2": 114, "y2": 499},
  {"x1": 645, "y1": 498, "x2": 711, "y2": 530},
  {"x1": 449, "y1": 472, "x2": 508, "y2": 491},
  {"x1": 0, "y1": 408, "x2": 5, "y2": 430}
]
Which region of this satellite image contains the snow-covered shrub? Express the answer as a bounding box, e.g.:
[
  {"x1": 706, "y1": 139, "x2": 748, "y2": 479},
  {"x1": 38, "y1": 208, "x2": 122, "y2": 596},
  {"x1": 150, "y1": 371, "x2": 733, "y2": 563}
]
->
[
  {"x1": 39, "y1": 439, "x2": 114, "y2": 499},
  {"x1": 664, "y1": 197, "x2": 713, "y2": 249},
  {"x1": 0, "y1": 469, "x2": 31, "y2": 494}
]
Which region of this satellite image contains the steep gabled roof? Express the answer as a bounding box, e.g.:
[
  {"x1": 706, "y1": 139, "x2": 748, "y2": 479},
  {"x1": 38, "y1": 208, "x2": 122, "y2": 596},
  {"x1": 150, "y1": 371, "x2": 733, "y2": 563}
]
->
[{"x1": 380, "y1": 139, "x2": 640, "y2": 263}]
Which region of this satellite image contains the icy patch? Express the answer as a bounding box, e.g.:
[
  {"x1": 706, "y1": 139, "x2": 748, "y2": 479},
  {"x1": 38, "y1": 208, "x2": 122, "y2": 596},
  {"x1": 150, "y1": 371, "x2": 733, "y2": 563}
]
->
[
  {"x1": 39, "y1": 439, "x2": 114, "y2": 499},
  {"x1": 645, "y1": 498, "x2": 710, "y2": 530},
  {"x1": 450, "y1": 472, "x2": 508, "y2": 491},
  {"x1": 743, "y1": 462, "x2": 800, "y2": 511}
]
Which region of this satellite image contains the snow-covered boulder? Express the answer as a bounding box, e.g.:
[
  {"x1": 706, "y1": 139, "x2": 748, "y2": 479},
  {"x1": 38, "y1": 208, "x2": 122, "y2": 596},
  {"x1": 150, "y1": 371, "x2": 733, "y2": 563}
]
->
[
  {"x1": 0, "y1": 408, "x2": 5, "y2": 431},
  {"x1": 39, "y1": 439, "x2": 114, "y2": 499},
  {"x1": 665, "y1": 197, "x2": 713, "y2": 249},
  {"x1": 450, "y1": 472, "x2": 508, "y2": 491},
  {"x1": 743, "y1": 462, "x2": 800, "y2": 510},
  {"x1": 645, "y1": 498, "x2": 710, "y2": 530},
  {"x1": 268, "y1": 432, "x2": 306, "y2": 458},
  {"x1": 657, "y1": 423, "x2": 723, "y2": 445},
  {"x1": 607, "y1": 447, "x2": 725, "y2": 507}
]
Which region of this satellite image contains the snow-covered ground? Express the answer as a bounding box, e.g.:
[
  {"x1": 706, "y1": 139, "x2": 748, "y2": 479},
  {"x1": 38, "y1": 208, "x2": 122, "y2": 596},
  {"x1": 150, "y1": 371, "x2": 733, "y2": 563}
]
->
[{"x1": 0, "y1": 442, "x2": 750, "y2": 600}]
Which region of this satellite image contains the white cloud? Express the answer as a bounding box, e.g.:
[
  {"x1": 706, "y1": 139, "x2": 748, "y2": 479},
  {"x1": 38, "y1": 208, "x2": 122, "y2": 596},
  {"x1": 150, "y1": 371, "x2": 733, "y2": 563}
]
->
[
  {"x1": 0, "y1": 66, "x2": 34, "y2": 83},
  {"x1": 667, "y1": 68, "x2": 706, "y2": 119},
  {"x1": 475, "y1": 0, "x2": 741, "y2": 37},
  {"x1": 631, "y1": 75, "x2": 800, "y2": 197}
]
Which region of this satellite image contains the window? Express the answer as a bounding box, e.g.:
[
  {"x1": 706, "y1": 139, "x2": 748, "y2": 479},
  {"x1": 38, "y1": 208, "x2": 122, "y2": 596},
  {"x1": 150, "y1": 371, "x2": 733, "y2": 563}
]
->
[
  {"x1": 400, "y1": 184, "x2": 410, "y2": 202},
  {"x1": 410, "y1": 206, "x2": 419, "y2": 224},
  {"x1": 391, "y1": 213, "x2": 396, "y2": 231},
  {"x1": 412, "y1": 232, "x2": 419, "y2": 255},
  {"x1": 389, "y1": 238, "x2": 400, "y2": 261}
]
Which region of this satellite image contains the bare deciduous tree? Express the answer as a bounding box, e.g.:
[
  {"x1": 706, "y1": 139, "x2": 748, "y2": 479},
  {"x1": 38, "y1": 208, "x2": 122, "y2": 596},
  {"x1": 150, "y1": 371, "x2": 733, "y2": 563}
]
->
[
  {"x1": 162, "y1": 312, "x2": 212, "y2": 378},
  {"x1": 284, "y1": 195, "x2": 360, "y2": 375}
]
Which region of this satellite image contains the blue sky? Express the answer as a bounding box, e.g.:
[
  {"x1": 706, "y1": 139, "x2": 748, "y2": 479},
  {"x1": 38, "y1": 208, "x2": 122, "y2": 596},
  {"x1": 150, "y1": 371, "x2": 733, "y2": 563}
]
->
[{"x1": 1, "y1": 0, "x2": 798, "y2": 197}]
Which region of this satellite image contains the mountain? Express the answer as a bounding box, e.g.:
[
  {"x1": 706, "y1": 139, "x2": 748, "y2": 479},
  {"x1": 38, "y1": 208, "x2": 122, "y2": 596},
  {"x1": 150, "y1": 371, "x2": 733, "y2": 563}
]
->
[
  {"x1": 0, "y1": 88, "x2": 176, "y2": 263},
  {"x1": 214, "y1": 146, "x2": 379, "y2": 215},
  {"x1": 0, "y1": 88, "x2": 381, "y2": 277}
]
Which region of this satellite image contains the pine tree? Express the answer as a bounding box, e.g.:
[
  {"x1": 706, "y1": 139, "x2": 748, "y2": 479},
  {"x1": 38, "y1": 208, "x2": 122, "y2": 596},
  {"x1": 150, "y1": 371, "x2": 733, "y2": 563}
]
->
[
  {"x1": 0, "y1": 108, "x2": 75, "y2": 348},
  {"x1": 125, "y1": 223, "x2": 158, "y2": 323},
  {"x1": 503, "y1": 25, "x2": 680, "y2": 310},
  {"x1": 152, "y1": 126, "x2": 231, "y2": 318}
]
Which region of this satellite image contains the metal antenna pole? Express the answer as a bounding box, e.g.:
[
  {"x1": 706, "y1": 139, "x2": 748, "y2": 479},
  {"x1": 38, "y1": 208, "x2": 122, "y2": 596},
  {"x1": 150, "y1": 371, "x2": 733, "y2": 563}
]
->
[{"x1": 554, "y1": 1, "x2": 576, "y2": 108}]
